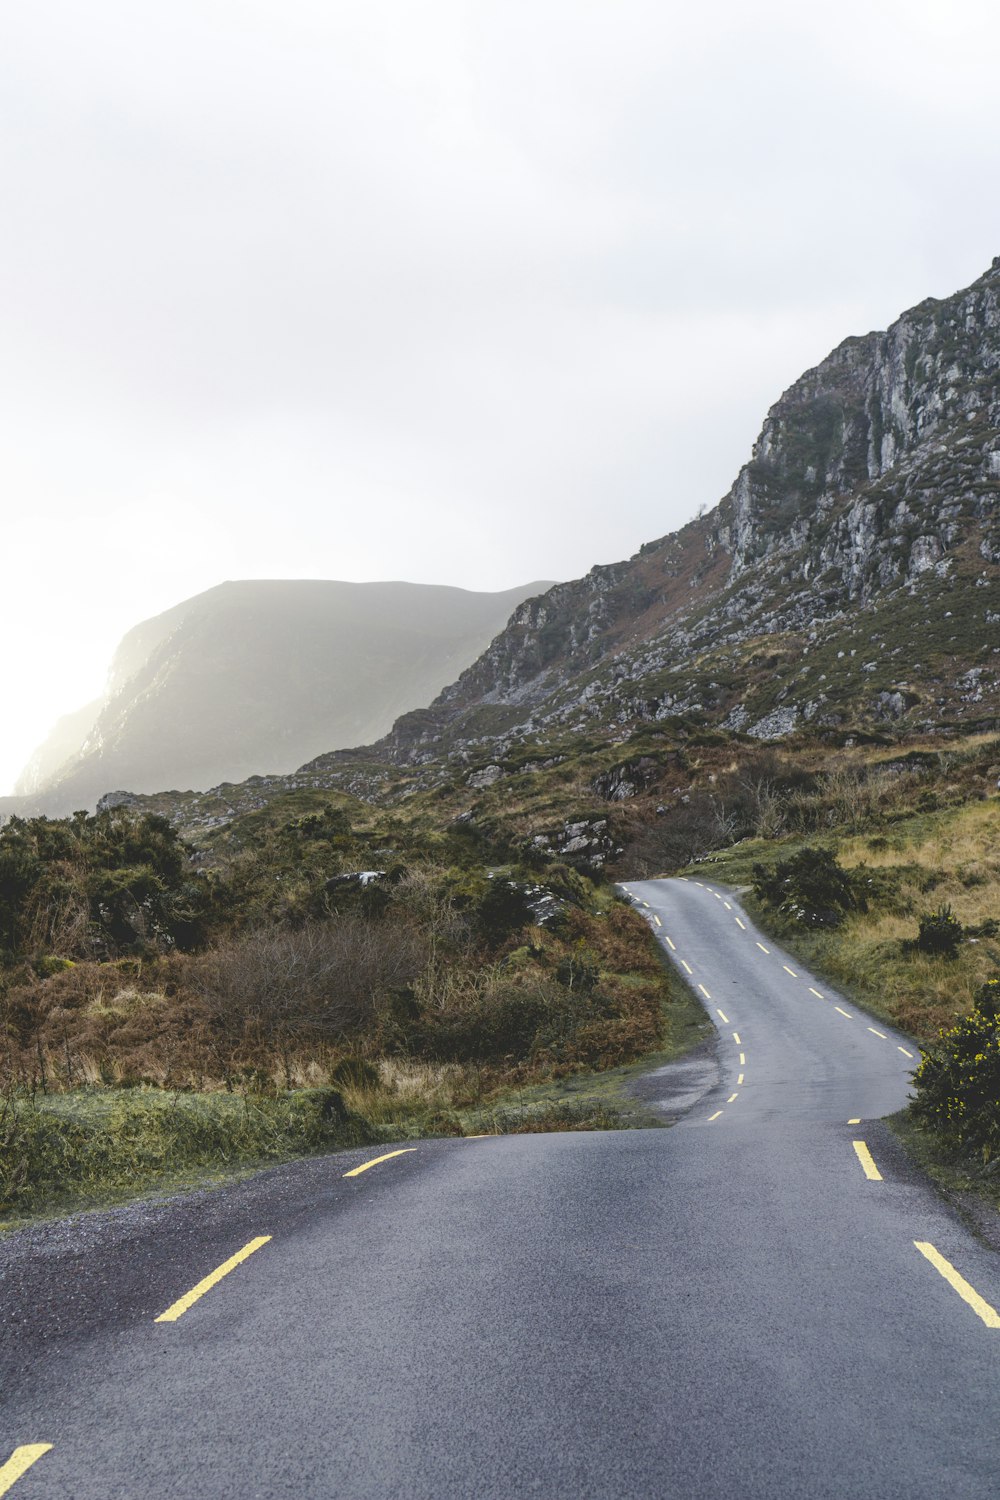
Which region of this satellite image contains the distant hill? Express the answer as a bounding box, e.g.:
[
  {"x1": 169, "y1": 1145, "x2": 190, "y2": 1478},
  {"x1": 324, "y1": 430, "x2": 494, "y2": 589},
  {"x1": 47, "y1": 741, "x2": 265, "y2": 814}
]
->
[{"x1": 9, "y1": 578, "x2": 552, "y2": 816}]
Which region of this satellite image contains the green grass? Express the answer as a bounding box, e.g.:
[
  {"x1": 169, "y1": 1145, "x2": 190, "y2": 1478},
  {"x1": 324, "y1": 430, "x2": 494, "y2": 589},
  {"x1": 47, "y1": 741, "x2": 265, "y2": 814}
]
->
[
  {"x1": 0, "y1": 1086, "x2": 376, "y2": 1229},
  {"x1": 886, "y1": 1109, "x2": 1000, "y2": 1224},
  {"x1": 687, "y1": 795, "x2": 1000, "y2": 1045}
]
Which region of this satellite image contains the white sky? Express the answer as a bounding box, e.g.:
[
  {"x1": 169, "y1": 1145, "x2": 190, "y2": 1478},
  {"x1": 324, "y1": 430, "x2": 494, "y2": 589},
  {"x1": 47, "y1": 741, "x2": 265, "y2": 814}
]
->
[{"x1": 2, "y1": 0, "x2": 999, "y2": 793}]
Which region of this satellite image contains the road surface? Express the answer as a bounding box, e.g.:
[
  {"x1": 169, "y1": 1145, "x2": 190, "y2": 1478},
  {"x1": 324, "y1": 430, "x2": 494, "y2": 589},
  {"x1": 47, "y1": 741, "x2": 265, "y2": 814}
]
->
[{"x1": 3, "y1": 877, "x2": 1000, "y2": 1498}]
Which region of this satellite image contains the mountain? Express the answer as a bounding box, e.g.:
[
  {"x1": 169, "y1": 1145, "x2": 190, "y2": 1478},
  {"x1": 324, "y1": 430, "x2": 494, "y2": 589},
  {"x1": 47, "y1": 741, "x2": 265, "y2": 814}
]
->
[
  {"x1": 375, "y1": 256, "x2": 1000, "y2": 766},
  {"x1": 28, "y1": 257, "x2": 999, "y2": 852},
  {"x1": 10, "y1": 578, "x2": 552, "y2": 816}
]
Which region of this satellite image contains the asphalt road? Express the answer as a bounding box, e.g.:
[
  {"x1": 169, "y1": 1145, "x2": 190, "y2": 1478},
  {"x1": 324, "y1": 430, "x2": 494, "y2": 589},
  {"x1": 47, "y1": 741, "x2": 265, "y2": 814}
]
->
[{"x1": 4, "y1": 878, "x2": 1000, "y2": 1498}]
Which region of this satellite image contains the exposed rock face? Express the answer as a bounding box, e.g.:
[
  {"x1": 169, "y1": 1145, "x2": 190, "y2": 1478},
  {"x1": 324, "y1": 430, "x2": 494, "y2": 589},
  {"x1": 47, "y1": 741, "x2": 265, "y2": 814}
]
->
[{"x1": 379, "y1": 257, "x2": 1000, "y2": 764}]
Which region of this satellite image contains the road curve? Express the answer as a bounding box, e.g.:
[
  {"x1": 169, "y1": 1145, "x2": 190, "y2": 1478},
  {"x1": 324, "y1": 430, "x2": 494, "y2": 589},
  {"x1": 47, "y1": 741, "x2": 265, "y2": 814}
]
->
[{"x1": 3, "y1": 878, "x2": 1000, "y2": 1498}]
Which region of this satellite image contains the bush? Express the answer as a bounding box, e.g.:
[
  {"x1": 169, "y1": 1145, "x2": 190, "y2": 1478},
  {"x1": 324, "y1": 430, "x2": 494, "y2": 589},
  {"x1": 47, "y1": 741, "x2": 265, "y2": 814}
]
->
[
  {"x1": 915, "y1": 904, "x2": 963, "y2": 958},
  {"x1": 752, "y1": 847, "x2": 867, "y2": 928},
  {"x1": 911, "y1": 978, "x2": 1000, "y2": 1157}
]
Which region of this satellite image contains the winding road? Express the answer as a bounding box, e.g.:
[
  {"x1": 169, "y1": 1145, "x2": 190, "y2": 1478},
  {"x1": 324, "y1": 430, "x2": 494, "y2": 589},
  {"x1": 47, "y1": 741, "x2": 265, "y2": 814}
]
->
[{"x1": 3, "y1": 879, "x2": 1000, "y2": 1498}]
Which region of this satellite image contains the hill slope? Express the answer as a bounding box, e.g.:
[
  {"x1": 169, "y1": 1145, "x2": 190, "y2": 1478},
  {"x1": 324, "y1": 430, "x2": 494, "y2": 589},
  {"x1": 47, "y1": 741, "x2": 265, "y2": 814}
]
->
[
  {"x1": 11, "y1": 578, "x2": 551, "y2": 815},
  {"x1": 376, "y1": 255, "x2": 1000, "y2": 765}
]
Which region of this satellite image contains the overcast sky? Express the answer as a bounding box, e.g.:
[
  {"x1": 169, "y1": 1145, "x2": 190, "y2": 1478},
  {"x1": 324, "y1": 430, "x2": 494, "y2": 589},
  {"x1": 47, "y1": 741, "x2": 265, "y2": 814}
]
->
[{"x1": 2, "y1": 0, "x2": 999, "y2": 794}]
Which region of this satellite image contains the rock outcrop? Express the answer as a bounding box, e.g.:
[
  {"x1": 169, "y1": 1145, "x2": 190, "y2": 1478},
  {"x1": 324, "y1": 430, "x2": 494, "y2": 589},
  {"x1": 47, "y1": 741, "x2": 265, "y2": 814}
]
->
[{"x1": 378, "y1": 256, "x2": 1000, "y2": 764}]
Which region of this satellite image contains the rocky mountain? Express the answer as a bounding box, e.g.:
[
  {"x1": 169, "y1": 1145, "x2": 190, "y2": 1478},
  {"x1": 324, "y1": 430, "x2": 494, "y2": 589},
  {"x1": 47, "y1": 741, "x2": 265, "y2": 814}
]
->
[
  {"x1": 376, "y1": 255, "x2": 1000, "y2": 768},
  {"x1": 9, "y1": 578, "x2": 551, "y2": 817},
  {"x1": 31, "y1": 257, "x2": 999, "y2": 855}
]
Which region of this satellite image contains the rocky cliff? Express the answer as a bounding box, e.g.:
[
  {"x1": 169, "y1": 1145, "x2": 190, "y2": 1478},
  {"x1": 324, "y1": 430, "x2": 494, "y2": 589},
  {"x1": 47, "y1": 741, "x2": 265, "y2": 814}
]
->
[{"x1": 378, "y1": 256, "x2": 1000, "y2": 766}]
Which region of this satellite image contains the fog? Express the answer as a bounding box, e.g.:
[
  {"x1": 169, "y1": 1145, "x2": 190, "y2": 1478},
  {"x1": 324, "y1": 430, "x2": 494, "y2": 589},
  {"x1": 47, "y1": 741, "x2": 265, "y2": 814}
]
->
[{"x1": 3, "y1": 0, "x2": 998, "y2": 791}]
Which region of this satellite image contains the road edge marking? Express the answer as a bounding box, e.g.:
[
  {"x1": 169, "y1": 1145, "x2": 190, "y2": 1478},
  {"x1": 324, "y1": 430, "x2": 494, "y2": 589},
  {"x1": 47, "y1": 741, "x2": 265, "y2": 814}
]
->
[
  {"x1": 0, "y1": 1447, "x2": 53, "y2": 1496},
  {"x1": 852, "y1": 1141, "x2": 883, "y2": 1181},
  {"x1": 155, "y1": 1236, "x2": 272, "y2": 1323},
  {"x1": 914, "y1": 1241, "x2": 1000, "y2": 1328},
  {"x1": 344, "y1": 1148, "x2": 418, "y2": 1178}
]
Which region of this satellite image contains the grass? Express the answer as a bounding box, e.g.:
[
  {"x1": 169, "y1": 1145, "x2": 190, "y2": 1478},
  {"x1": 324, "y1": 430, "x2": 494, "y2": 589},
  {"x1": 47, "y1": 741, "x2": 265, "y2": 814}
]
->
[
  {"x1": 0, "y1": 932, "x2": 712, "y2": 1227},
  {"x1": 0, "y1": 1085, "x2": 376, "y2": 1229},
  {"x1": 886, "y1": 1109, "x2": 1000, "y2": 1231},
  {"x1": 687, "y1": 796, "x2": 1000, "y2": 1045}
]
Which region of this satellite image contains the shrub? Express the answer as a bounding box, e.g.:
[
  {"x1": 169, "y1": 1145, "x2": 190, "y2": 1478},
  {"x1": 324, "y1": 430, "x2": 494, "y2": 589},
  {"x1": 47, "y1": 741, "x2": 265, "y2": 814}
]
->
[
  {"x1": 753, "y1": 847, "x2": 866, "y2": 928},
  {"x1": 915, "y1": 904, "x2": 963, "y2": 958},
  {"x1": 911, "y1": 978, "x2": 1000, "y2": 1157}
]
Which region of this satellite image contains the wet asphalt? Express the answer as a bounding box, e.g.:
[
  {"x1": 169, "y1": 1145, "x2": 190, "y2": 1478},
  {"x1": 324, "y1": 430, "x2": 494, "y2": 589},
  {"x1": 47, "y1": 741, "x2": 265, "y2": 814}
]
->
[{"x1": 3, "y1": 878, "x2": 1000, "y2": 1498}]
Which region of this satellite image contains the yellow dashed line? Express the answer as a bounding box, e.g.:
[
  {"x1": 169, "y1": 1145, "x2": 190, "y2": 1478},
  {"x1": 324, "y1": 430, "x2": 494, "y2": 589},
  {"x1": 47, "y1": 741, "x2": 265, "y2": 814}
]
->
[
  {"x1": 708, "y1": 1110, "x2": 723, "y2": 1122},
  {"x1": 809, "y1": 987, "x2": 824, "y2": 999},
  {"x1": 852, "y1": 1141, "x2": 883, "y2": 1181},
  {"x1": 848, "y1": 1118, "x2": 861, "y2": 1124},
  {"x1": 642, "y1": 901, "x2": 650, "y2": 907},
  {"x1": 737, "y1": 1073, "x2": 744, "y2": 1084},
  {"x1": 716, "y1": 1007, "x2": 729, "y2": 1022},
  {"x1": 344, "y1": 1148, "x2": 417, "y2": 1178},
  {"x1": 782, "y1": 965, "x2": 797, "y2": 977},
  {"x1": 665, "y1": 936, "x2": 677, "y2": 951},
  {"x1": 681, "y1": 960, "x2": 693, "y2": 974},
  {"x1": 732, "y1": 1032, "x2": 741, "y2": 1045},
  {"x1": 728, "y1": 1093, "x2": 738, "y2": 1103},
  {"x1": 155, "y1": 1237, "x2": 272, "y2": 1323},
  {"x1": 654, "y1": 915, "x2": 662, "y2": 927},
  {"x1": 756, "y1": 942, "x2": 770, "y2": 954},
  {"x1": 723, "y1": 901, "x2": 732, "y2": 910},
  {"x1": 739, "y1": 1052, "x2": 746, "y2": 1065},
  {"x1": 835, "y1": 1006, "x2": 853, "y2": 1019},
  {"x1": 914, "y1": 1242, "x2": 1000, "y2": 1328},
  {"x1": 868, "y1": 1027, "x2": 887, "y2": 1039},
  {"x1": 0, "y1": 1447, "x2": 53, "y2": 1497},
  {"x1": 735, "y1": 917, "x2": 746, "y2": 930},
  {"x1": 699, "y1": 984, "x2": 711, "y2": 999},
  {"x1": 899, "y1": 1047, "x2": 915, "y2": 1059}
]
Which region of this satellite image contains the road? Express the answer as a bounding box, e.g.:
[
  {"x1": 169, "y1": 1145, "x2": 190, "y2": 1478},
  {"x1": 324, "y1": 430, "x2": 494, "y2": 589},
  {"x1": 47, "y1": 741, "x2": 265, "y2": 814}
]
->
[{"x1": 3, "y1": 878, "x2": 1000, "y2": 1498}]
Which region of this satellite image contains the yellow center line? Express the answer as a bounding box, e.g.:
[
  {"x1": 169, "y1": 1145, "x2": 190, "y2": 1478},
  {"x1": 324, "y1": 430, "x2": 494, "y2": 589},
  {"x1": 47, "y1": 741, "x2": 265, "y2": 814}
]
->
[
  {"x1": 665, "y1": 936, "x2": 677, "y2": 951},
  {"x1": 737, "y1": 1072, "x2": 744, "y2": 1084},
  {"x1": 782, "y1": 965, "x2": 797, "y2": 977},
  {"x1": 914, "y1": 1242, "x2": 1000, "y2": 1328},
  {"x1": 732, "y1": 1031, "x2": 741, "y2": 1044},
  {"x1": 680, "y1": 960, "x2": 693, "y2": 974},
  {"x1": 852, "y1": 1141, "x2": 883, "y2": 1181},
  {"x1": 756, "y1": 941, "x2": 770, "y2": 954},
  {"x1": 642, "y1": 900, "x2": 650, "y2": 907},
  {"x1": 835, "y1": 1006, "x2": 853, "y2": 1019},
  {"x1": 848, "y1": 1117, "x2": 861, "y2": 1124},
  {"x1": 699, "y1": 983, "x2": 711, "y2": 998},
  {"x1": 654, "y1": 915, "x2": 662, "y2": 927},
  {"x1": 708, "y1": 1110, "x2": 723, "y2": 1121},
  {"x1": 713, "y1": 893, "x2": 722, "y2": 900},
  {"x1": 809, "y1": 987, "x2": 824, "y2": 999},
  {"x1": 155, "y1": 1236, "x2": 272, "y2": 1324},
  {"x1": 716, "y1": 1007, "x2": 729, "y2": 1022},
  {"x1": 344, "y1": 1148, "x2": 417, "y2": 1178},
  {"x1": 723, "y1": 901, "x2": 732, "y2": 910},
  {"x1": 735, "y1": 917, "x2": 746, "y2": 930},
  {"x1": 728, "y1": 1093, "x2": 738, "y2": 1103},
  {"x1": 706, "y1": 887, "x2": 716, "y2": 894},
  {"x1": 898, "y1": 1047, "x2": 915, "y2": 1059},
  {"x1": 695, "y1": 882, "x2": 704, "y2": 888},
  {"x1": 739, "y1": 1051, "x2": 746, "y2": 1065},
  {"x1": 0, "y1": 1446, "x2": 53, "y2": 1497},
  {"x1": 868, "y1": 1027, "x2": 887, "y2": 1039}
]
